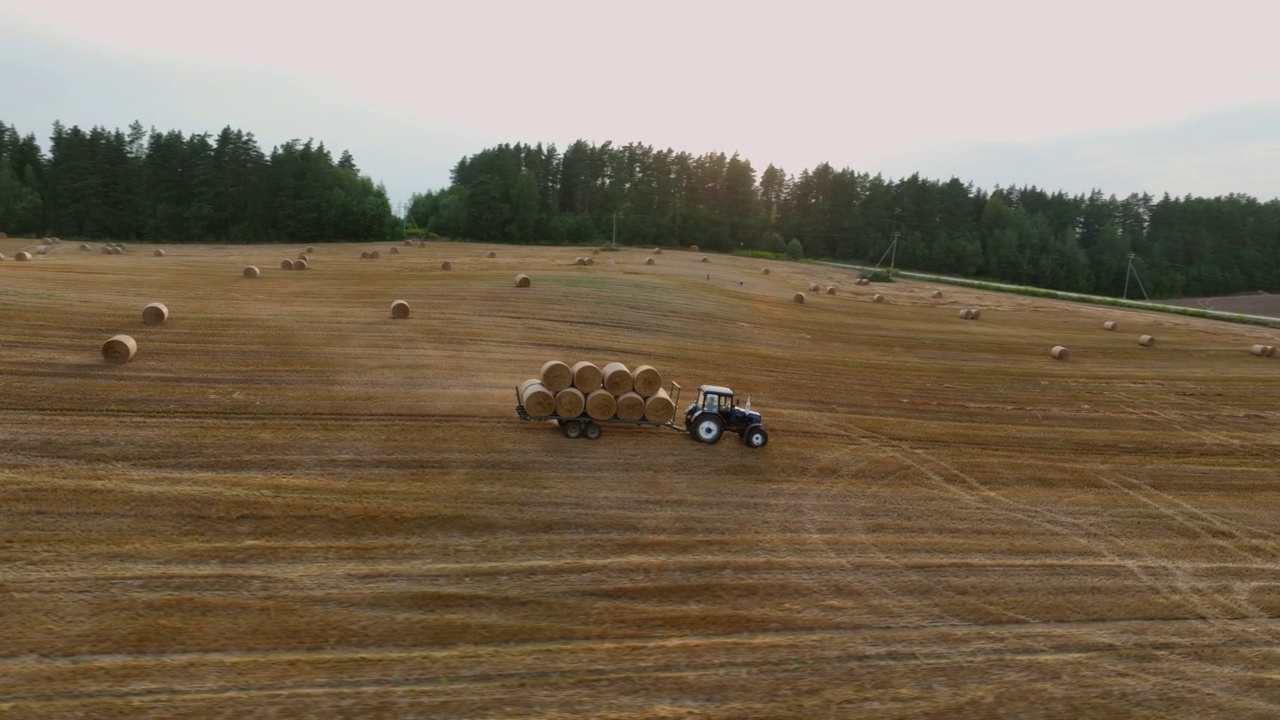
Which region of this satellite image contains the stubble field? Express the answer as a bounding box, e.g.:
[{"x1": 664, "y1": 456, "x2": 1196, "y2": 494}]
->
[{"x1": 2, "y1": 238, "x2": 1279, "y2": 718}]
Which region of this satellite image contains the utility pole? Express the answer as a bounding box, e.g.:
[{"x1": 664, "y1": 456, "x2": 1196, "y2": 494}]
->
[
  {"x1": 889, "y1": 231, "x2": 899, "y2": 271},
  {"x1": 1122, "y1": 252, "x2": 1132, "y2": 300},
  {"x1": 612, "y1": 211, "x2": 617, "y2": 250}
]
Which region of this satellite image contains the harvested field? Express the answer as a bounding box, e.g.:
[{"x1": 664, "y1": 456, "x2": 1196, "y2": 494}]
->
[
  {"x1": 2, "y1": 240, "x2": 1280, "y2": 718},
  {"x1": 1165, "y1": 292, "x2": 1280, "y2": 318}
]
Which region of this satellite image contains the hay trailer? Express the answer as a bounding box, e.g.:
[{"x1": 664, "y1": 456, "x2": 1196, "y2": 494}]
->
[{"x1": 515, "y1": 383, "x2": 769, "y2": 448}]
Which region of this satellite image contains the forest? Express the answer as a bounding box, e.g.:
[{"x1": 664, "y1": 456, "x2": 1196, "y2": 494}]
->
[
  {"x1": 0, "y1": 119, "x2": 397, "y2": 243},
  {"x1": 408, "y1": 141, "x2": 1280, "y2": 298}
]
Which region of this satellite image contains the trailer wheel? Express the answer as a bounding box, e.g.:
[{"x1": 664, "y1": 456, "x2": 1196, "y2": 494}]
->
[
  {"x1": 564, "y1": 420, "x2": 583, "y2": 439},
  {"x1": 743, "y1": 424, "x2": 768, "y2": 448},
  {"x1": 584, "y1": 422, "x2": 601, "y2": 440},
  {"x1": 691, "y1": 413, "x2": 724, "y2": 444}
]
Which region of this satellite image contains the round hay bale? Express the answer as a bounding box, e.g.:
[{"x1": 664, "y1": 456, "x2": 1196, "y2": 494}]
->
[
  {"x1": 518, "y1": 379, "x2": 556, "y2": 417},
  {"x1": 1249, "y1": 344, "x2": 1270, "y2": 357},
  {"x1": 109, "y1": 246, "x2": 122, "y2": 255},
  {"x1": 297, "y1": 251, "x2": 309, "y2": 259},
  {"x1": 688, "y1": 244, "x2": 699, "y2": 251},
  {"x1": 141, "y1": 302, "x2": 169, "y2": 325},
  {"x1": 653, "y1": 247, "x2": 662, "y2": 254},
  {"x1": 360, "y1": 251, "x2": 370, "y2": 259},
  {"x1": 700, "y1": 256, "x2": 709, "y2": 263},
  {"x1": 959, "y1": 308, "x2": 973, "y2": 319},
  {"x1": 576, "y1": 257, "x2": 587, "y2": 266},
  {"x1": 761, "y1": 267, "x2": 770, "y2": 275},
  {"x1": 390, "y1": 299, "x2": 411, "y2": 319},
  {"x1": 645, "y1": 257, "x2": 655, "y2": 265},
  {"x1": 808, "y1": 283, "x2": 819, "y2": 292},
  {"x1": 0, "y1": 253, "x2": 5, "y2": 261},
  {"x1": 1138, "y1": 335, "x2": 1155, "y2": 347},
  {"x1": 793, "y1": 292, "x2": 806, "y2": 304},
  {"x1": 35, "y1": 245, "x2": 48, "y2": 255},
  {"x1": 280, "y1": 259, "x2": 294, "y2": 270},
  {"x1": 584, "y1": 257, "x2": 594, "y2": 266},
  {"x1": 632, "y1": 365, "x2": 662, "y2": 397},
  {"x1": 102, "y1": 334, "x2": 137, "y2": 364},
  {"x1": 1270, "y1": 346, "x2": 1277, "y2": 358},
  {"x1": 602, "y1": 362, "x2": 633, "y2": 396},
  {"x1": 931, "y1": 290, "x2": 943, "y2": 299},
  {"x1": 571, "y1": 361, "x2": 603, "y2": 393},
  {"x1": 555, "y1": 387, "x2": 585, "y2": 418},
  {"x1": 307, "y1": 246, "x2": 317, "y2": 254},
  {"x1": 370, "y1": 250, "x2": 381, "y2": 259},
  {"x1": 486, "y1": 251, "x2": 496, "y2": 258},
  {"x1": 1051, "y1": 346, "x2": 1069, "y2": 360},
  {"x1": 153, "y1": 248, "x2": 165, "y2": 257},
  {"x1": 540, "y1": 360, "x2": 573, "y2": 393},
  {"x1": 389, "y1": 246, "x2": 399, "y2": 254},
  {"x1": 970, "y1": 309, "x2": 981, "y2": 320},
  {"x1": 80, "y1": 243, "x2": 91, "y2": 251},
  {"x1": 101, "y1": 246, "x2": 114, "y2": 255},
  {"x1": 873, "y1": 294, "x2": 884, "y2": 303},
  {"x1": 515, "y1": 274, "x2": 531, "y2": 288},
  {"x1": 242, "y1": 265, "x2": 260, "y2": 278},
  {"x1": 417, "y1": 241, "x2": 426, "y2": 248},
  {"x1": 440, "y1": 261, "x2": 452, "y2": 271},
  {"x1": 116, "y1": 242, "x2": 127, "y2": 251},
  {"x1": 826, "y1": 286, "x2": 837, "y2": 295},
  {"x1": 615, "y1": 391, "x2": 646, "y2": 421},
  {"x1": 293, "y1": 258, "x2": 309, "y2": 270},
  {"x1": 50, "y1": 237, "x2": 60, "y2": 244},
  {"x1": 403, "y1": 239, "x2": 413, "y2": 246},
  {"x1": 591, "y1": 248, "x2": 600, "y2": 254},
  {"x1": 16, "y1": 251, "x2": 32, "y2": 261},
  {"x1": 1103, "y1": 321, "x2": 1117, "y2": 331},
  {"x1": 644, "y1": 388, "x2": 675, "y2": 423},
  {"x1": 585, "y1": 388, "x2": 617, "y2": 421}
]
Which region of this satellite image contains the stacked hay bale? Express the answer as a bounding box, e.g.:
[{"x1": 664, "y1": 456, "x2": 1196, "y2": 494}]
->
[{"x1": 521, "y1": 360, "x2": 675, "y2": 425}]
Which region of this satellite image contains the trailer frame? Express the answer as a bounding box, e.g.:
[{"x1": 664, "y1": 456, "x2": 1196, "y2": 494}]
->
[{"x1": 516, "y1": 382, "x2": 684, "y2": 439}]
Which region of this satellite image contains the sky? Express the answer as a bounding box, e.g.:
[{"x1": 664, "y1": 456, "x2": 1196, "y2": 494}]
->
[{"x1": 2, "y1": 0, "x2": 1278, "y2": 208}]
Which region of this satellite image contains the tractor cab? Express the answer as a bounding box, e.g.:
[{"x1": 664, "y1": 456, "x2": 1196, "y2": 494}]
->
[{"x1": 684, "y1": 385, "x2": 768, "y2": 448}]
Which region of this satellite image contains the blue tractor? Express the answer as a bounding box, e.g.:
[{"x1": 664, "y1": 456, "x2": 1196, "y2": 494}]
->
[{"x1": 683, "y1": 385, "x2": 769, "y2": 448}]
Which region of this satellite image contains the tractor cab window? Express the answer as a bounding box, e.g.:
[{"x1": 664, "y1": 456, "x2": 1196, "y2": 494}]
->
[{"x1": 703, "y1": 394, "x2": 720, "y2": 412}]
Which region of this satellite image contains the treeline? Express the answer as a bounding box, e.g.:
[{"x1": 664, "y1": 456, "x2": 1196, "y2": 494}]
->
[
  {"x1": 0, "y1": 119, "x2": 397, "y2": 242},
  {"x1": 408, "y1": 141, "x2": 1280, "y2": 298}
]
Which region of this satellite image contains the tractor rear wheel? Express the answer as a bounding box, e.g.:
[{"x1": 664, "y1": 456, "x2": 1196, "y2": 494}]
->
[
  {"x1": 584, "y1": 422, "x2": 601, "y2": 440},
  {"x1": 692, "y1": 413, "x2": 725, "y2": 444},
  {"x1": 743, "y1": 424, "x2": 769, "y2": 448},
  {"x1": 564, "y1": 420, "x2": 583, "y2": 439}
]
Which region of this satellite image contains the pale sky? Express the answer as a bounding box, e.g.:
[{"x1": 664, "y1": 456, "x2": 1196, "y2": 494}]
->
[{"x1": 2, "y1": 0, "x2": 1278, "y2": 208}]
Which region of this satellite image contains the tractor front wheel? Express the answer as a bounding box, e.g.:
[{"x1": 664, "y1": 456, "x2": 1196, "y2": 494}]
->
[
  {"x1": 743, "y1": 424, "x2": 769, "y2": 448},
  {"x1": 692, "y1": 413, "x2": 725, "y2": 444}
]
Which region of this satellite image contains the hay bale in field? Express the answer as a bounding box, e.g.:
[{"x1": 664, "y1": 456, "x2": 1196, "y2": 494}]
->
[
  {"x1": 440, "y1": 261, "x2": 452, "y2": 270},
  {"x1": 307, "y1": 246, "x2": 316, "y2": 254},
  {"x1": 102, "y1": 334, "x2": 137, "y2": 364},
  {"x1": 117, "y1": 242, "x2": 127, "y2": 250},
  {"x1": 403, "y1": 240, "x2": 413, "y2": 246},
  {"x1": 35, "y1": 245, "x2": 48, "y2": 255},
  {"x1": 515, "y1": 273, "x2": 531, "y2": 288},
  {"x1": 571, "y1": 361, "x2": 603, "y2": 393},
  {"x1": 793, "y1": 292, "x2": 806, "y2": 304},
  {"x1": 360, "y1": 250, "x2": 370, "y2": 259},
  {"x1": 654, "y1": 247, "x2": 662, "y2": 254},
  {"x1": 141, "y1": 302, "x2": 169, "y2": 325},
  {"x1": 645, "y1": 257, "x2": 655, "y2": 265},
  {"x1": 486, "y1": 250, "x2": 496, "y2": 258},
  {"x1": 0, "y1": 253, "x2": 5, "y2": 261},
  {"x1": 109, "y1": 247, "x2": 122, "y2": 255},
  {"x1": 615, "y1": 391, "x2": 646, "y2": 421},
  {"x1": 1138, "y1": 335, "x2": 1155, "y2": 347},
  {"x1": 1270, "y1": 346, "x2": 1278, "y2": 358},
  {"x1": 970, "y1": 309, "x2": 981, "y2": 320},
  {"x1": 931, "y1": 290, "x2": 942, "y2": 298},
  {"x1": 1249, "y1": 344, "x2": 1270, "y2": 357},
  {"x1": 102, "y1": 246, "x2": 114, "y2": 255},
  {"x1": 1051, "y1": 345, "x2": 1069, "y2": 360},
  {"x1": 294, "y1": 258, "x2": 309, "y2": 270},
  {"x1": 585, "y1": 388, "x2": 617, "y2": 420},
  {"x1": 644, "y1": 388, "x2": 675, "y2": 423},
  {"x1": 959, "y1": 308, "x2": 974, "y2": 319},
  {"x1": 50, "y1": 237, "x2": 60, "y2": 244},
  {"x1": 808, "y1": 283, "x2": 819, "y2": 292},
  {"x1": 855, "y1": 278, "x2": 871, "y2": 286},
  {"x1": 280, "y1": 259, "x2": 294, "y2": 270},
  {"x1": 873, "y1": 294, "x2": 884, "y2": 302},
  {"x1": 417, "y1": 241, "x2": 426, "y2": 248},
  {"x1": 632, "y1": 365, "x2": 662, "y2": 397},
  {"x1": 243, "y1": 265, "x2": 260, "y2": 278},
  {"x1": 297, "y1": 251, "x2": 309, "y2": 260},
  {"x1": 389, "y1": 246, "x2": 399, "y2": 254},
  {"x1": 688, "y1": 244, "x2": 699, "y2": 251},
  {"x1": 576, "y1": 257, "x2": 587, "y2": 266},
  {"x1": 761, "y1": 267, "x2": 770, "y2": 275},
  {"x1": 153, "y1": 248, "x2": 165, "y2": 257},
  {"x1": 540, "y1": 360, "x2": 573, "y2": 393},
  {"x1": 1103, "y1": 321, "x2": 1117, "y2": 331},
  {"x1": 390, "y1": 299, "x2": 411, "y2": 319},
  {"x1": 700, "y1": 256, "x2": 709, "y2": 263},
  {"x1": 602, "y1": 362, "x2": 633, "y2": 396},
  {"x1": 584, "y1": 257, "x2": 594, "y2": 266},
  {"x1": 826, "y1": 286, "x2": 836, "y2": 295},
  {"x1": 555, "y1": 387, "x2": 585, "y2": 418},
  {"x1": 15, "y1": 251, "x2": 31, "y2": 261},
  {"x1": 370, "y1": 250, "x2": 381, "y2": 259},
  {"x1": 80, "y1": 243, "x2": 91, "y2": 251},
  {"x1": 518, "y1": 379, "x2": 556, "y2": 417}
]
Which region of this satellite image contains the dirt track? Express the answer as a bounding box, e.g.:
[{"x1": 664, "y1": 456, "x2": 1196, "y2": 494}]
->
[{"x1": 2, "y1": 239, "x2": 1280, "y2": 718}]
